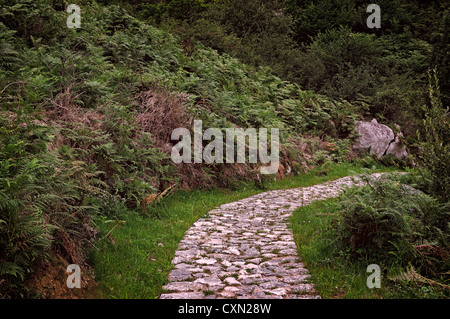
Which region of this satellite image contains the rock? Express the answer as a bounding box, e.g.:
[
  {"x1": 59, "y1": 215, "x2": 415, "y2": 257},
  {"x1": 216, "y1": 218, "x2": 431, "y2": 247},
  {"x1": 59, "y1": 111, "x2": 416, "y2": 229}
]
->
[
  {"x1": 224, "y1": 277, "x2": 241, "y2": 285},
  {"x1": 385, "y1": 133, "x2": 408, "y2": 158},
  {"x1": 291, "y1": 284, "x2": 314, "y2": 294},
  {"x1": 162, "y1": 282, "x2": 204, "y2": 292},
  {"x1": 260, "y1": 281, "x2": 287, "y2": 289},
  {"x1": 223, "y1": 286, "x2": 240, "y2": 293},
  {"x1": 354, "y1": 119, "x2": 394, "y2": 158},
  {"x1": 219, "y1": 291, "x2": 236, "y2": 298},
  {"x1": 194, "y1": 275, "x2": 224, "y2": 290},
  {"x1": 267, "y1": 288, "x2": 287, "y2": 296},
  {"x1": 281, "y1": 275, "x2": 310, "y2": 284},
  {"x1": 195, "y1": 258, "x2": 217, "y2": 265},
  {"x1": 225, "y1": 247, "x2": 240, "y2": 255},
  {"x1": 246, "y1": 258, "x2": 262, "y2": 264},
  {"x1": 168, "y1": 269, "x2": 192, "y2": 281},
  {"x1": 160, "y1": 292, "x2": 205, "y2": 299},
  {"x1": 243, "y1": 247, "x2": 259, "y2": 258},
  {"x1": 354, "y1": 119, "x2": 408, "y2": 159},
  {"x1": 251, "y1": 287, "x2": 266, "y2": 298},
  {"x1": 243, "y1": 263, "x2": 259, "y2": 270}
]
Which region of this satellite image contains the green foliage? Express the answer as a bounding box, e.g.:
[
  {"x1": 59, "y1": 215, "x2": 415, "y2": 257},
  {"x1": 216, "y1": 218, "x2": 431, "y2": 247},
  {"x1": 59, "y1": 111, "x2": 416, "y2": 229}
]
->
[
  {"x1": 332, "y1": 174, "x2": 449, "y2": 275},
  {"x1": 0, "y1": 23, "x2": 20, "y2": 72},
  {"x1": 142, "y1": 0, "x2": 448, "y2": 141},
  {"x1": 416, "y1": 70, "x2": 450, "y2": 203},
  {"x1": 290, "y1": 192, "x2": 449, "y2": 298},
  {"x1": 283, "y1": 0, "x2": 448, "y2": 138},
  {"x1": 430, "y1": 7, "x2": 450, "y2": 106},
  {"x1": 154, "y1": 0, "x2": 305, "y2": 83},
  {"x1": 0, "y1": 111, "x2": 89, "y2": 297},
  {"x1": 285, "y1": 0, "x2": 360, "y2": 43},
  {"x1": 1, "y1": 0, "x2": 447, "y2": 298},
  {"x1": 285, "y1": 0, "x2": 445, "y2": 43},
  {"x1": 296, "y1": 26, "x2": 430, "y2": 128}
]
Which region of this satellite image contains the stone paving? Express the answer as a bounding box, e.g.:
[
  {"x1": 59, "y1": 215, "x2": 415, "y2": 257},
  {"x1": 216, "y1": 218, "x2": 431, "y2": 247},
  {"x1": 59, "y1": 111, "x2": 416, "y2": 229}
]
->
[{"x1": 160, "y1": 173, "x2": 386, "y2": 299}]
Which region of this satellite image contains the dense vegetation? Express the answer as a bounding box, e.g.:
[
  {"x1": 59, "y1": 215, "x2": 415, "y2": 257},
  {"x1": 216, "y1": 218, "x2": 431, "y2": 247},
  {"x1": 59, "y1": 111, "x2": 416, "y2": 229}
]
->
[
  {"x1": 124, "y1": 0, "x2": 449, "y2": 139},
  {"x1": 0, "y1": 0, "x2": 448, "y2": 298}
]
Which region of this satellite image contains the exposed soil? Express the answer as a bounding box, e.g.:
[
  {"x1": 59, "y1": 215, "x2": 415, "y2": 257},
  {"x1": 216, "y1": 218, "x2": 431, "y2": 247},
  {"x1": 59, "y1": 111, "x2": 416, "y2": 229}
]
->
[{"x1": 24, "y1": 251, "x2": 98, "y2": 299}]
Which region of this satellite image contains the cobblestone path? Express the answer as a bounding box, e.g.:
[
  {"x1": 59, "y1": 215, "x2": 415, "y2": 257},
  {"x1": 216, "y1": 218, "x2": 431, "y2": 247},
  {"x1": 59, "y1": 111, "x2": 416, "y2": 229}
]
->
[{"x1": 160, "y1": 174, "x2": 385, "y2": 299}]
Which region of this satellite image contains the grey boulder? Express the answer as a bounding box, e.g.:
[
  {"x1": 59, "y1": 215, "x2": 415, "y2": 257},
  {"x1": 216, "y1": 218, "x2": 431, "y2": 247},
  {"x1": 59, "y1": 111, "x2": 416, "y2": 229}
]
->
[{"x1": 354, "y1": 119, "x2": 407, "y2": 159}]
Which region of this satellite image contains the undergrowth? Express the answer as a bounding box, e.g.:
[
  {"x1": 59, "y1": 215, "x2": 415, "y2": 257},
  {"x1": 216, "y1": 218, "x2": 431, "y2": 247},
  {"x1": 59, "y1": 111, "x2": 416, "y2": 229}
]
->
[
  {"x1": 1, "y1": 0, "x2": 444, "y2": 299},
  {"x1": 0, "y1": 0, "x2": 370, "y2": 297}
]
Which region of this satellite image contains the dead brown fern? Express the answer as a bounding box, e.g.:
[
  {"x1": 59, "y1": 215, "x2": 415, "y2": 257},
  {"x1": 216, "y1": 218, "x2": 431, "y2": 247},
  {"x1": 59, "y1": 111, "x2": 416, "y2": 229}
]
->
[
  {"x1": 134, "y1": 88, "x2": 191, "y2": 149},
  {"x1": 389, "y1": 264, "x2": 450, "y2": 290}
]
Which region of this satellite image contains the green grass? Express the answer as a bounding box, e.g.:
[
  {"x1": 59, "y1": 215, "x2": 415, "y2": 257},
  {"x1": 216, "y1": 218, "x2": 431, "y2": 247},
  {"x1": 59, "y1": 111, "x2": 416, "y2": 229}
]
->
[
  {"x1": 289, "y1": 198, "x2": 385, "y2": 298},
  {"x1": 289, "y1": 195, "x2": 449, "y2": 299},
  {"x1": 88, "y1": 162, "x2": 399, "y2": 299}
]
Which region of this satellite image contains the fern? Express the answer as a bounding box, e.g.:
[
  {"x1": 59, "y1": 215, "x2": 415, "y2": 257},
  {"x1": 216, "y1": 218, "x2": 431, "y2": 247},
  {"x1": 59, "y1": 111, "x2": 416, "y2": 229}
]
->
[
  {"x1": 389, "y1": 264, "x2": 450, "y2": 289},
  {"x1": 333, "y1": 174, "x2": 443, "y2": 268},
  {"x1": 0, "y1": 23, "x2": 20, "y2": 71}
]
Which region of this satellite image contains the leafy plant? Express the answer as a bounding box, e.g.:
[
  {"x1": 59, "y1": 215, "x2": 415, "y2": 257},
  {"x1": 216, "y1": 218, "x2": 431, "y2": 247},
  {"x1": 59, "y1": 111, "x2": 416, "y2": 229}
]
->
[
  {"x1": 332, "y1": 173, "x2": 448, "y2": 275},
  {"x1": 416, "y1": 69, "x2": 450, "y2": 203}
]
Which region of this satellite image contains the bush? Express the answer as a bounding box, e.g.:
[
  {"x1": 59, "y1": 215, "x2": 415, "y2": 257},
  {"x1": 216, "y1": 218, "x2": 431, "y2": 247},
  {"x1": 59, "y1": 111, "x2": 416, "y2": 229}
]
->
[
  {"x1": 332, "y1": 174, "x2": 448, "y2": 274},
  {"x1": 296, "y1": 26, "x2": 429, "y2": 127},
  {"x1": 0, "y1": 110, "x2": 95, "y2": 297},
  {"x1": 416, "y1": 70, "x2": 450, "y2": 203}
]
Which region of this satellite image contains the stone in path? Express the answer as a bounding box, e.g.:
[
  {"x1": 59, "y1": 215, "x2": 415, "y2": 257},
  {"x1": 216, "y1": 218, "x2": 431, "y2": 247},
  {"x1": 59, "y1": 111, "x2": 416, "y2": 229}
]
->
[{"x1": 159, "y1": 173, "x2": 387, "y2": 299}]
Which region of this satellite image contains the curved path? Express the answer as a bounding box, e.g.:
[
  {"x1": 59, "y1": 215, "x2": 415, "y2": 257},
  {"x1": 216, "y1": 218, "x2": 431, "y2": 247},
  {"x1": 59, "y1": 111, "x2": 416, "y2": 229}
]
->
[{"x1": 160, "y1": 173, "x2": 386, "y2": 299}]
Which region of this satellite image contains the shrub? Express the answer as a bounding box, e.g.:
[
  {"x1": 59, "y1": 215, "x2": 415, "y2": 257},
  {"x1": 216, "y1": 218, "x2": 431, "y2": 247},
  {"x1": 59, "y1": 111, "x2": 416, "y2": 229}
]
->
[
  {"x1": 332, "y1": 174, "x2": 448, "y2": 273},
  {"x1": 296, "y1": 26, "x2": 429, "y2": 125},
  {"x1": 416, "y1": 70, "x2": 450, "y2": 203},
  {"x1": 0, "y1": 111, "x2": 93, "y2": 297}
]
